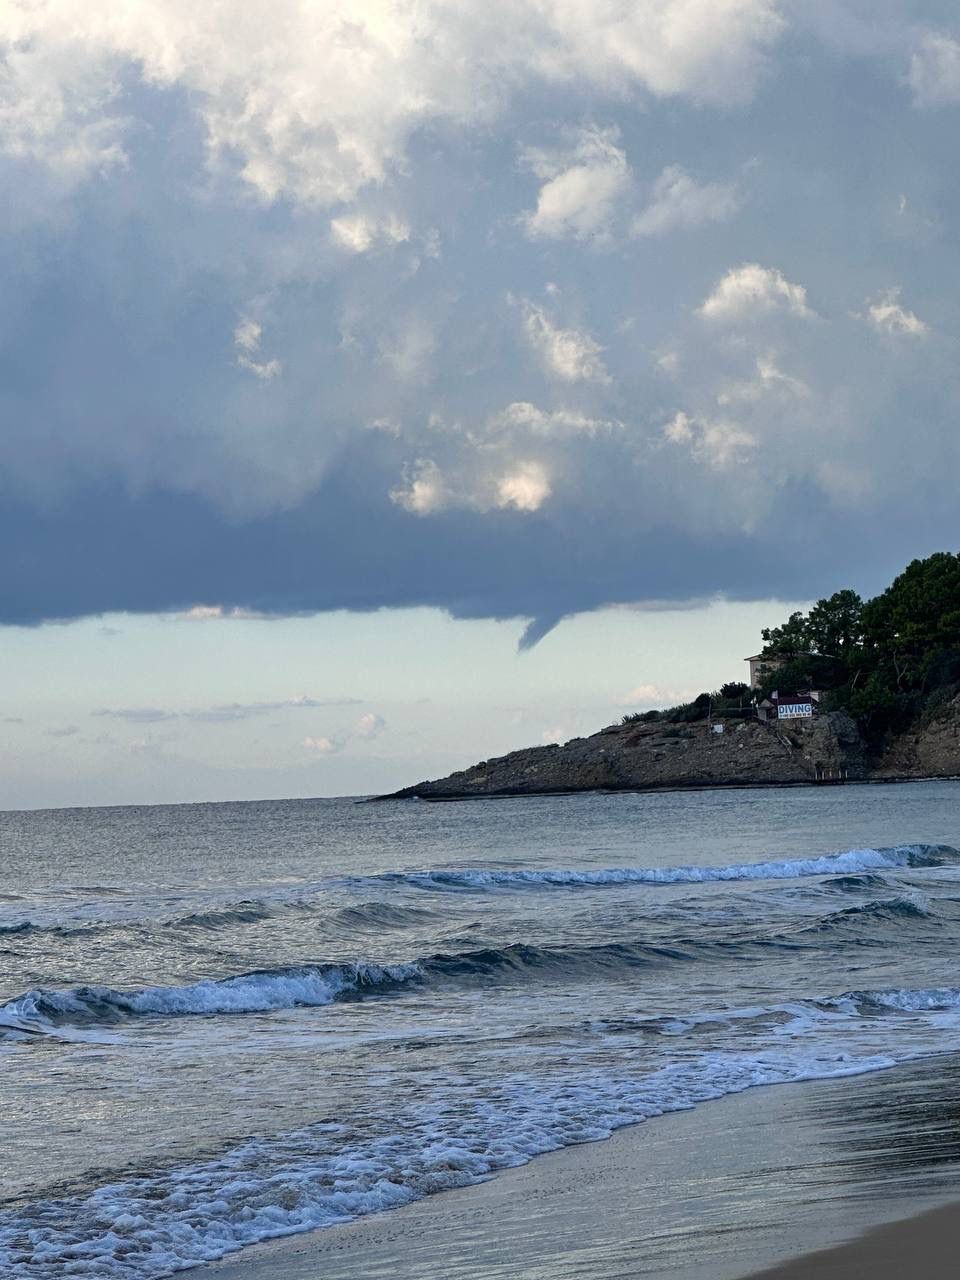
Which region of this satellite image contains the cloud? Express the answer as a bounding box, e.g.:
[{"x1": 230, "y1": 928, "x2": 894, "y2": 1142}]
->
[
  {"x1": 234, "y1": 317, "x2": 281, "y2": 380},
  {"x1": 862, "y1": 288, "x2": 928, "y2": 337},
  {"x1": 330, "y1": 213, "x2": 410, "y2": 255},
  {"x1": 518, "y1": 298, "x2": 610, "y2": 383},
  {"x1": 909, "y1": 33, "x2": 960, "y2": 108},
  {"x1": 489, "y1": 402, "x2": 621, "y2": 437},
  {"x1": 391, "y1": 459, "x2": 450, "y2": 516},
  {"x1": 94, "y1": 695, "x2": 362, "y2": 724},
  {"x1": 521, "y1": 126, "x2": 629, "y2": 241},
  {"x1": 354, "y1": 711, "x2": 386, "y2": 740},
  {"x1": 698, "y1": 264, "x2": 812, "y2": 321},
  {"x1": 0, "y1": 1, "x2": 783, "y2": 205},
  {"x1": 93, "y1": 707, "x2": 177, "y2": 724},
  {"x1": 620, "y1": 683, "x2": 696, "y2": 705},
  {"x1": 496, "y1": 461, "x2": 551, "y2": 512},
  {"x1": 46, "y1": 724, "x2": 80, "y2": 738},
  {"x1": 303, "y1": 735, "x2": 341, "y2": 755},
  {"x1": 716, "y1": 354, "x2": 809, "y2": 405},
  {"x1": 178, "y1": 606, "x2": 272, "y2": 622},
  {"x1": 391, "y1": 454, "x2": 552, "y2": 517},
  {"x1": 664, "y1": 411, "x2": 755, "y2": 469},
  {"x1": 5, "y1": 2, "x2": 960, "y2": 653},
  {"x1": 632, "y1": 165, "x2": 740, "y2": 236}
]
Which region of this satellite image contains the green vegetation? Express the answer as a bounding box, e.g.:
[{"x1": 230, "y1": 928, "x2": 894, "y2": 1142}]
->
[
  {"x1": 621, "y1": 552, "x2": 960, "y2": 743},
  {"x1": 756, "y1": 552, "x2": 960, "y2": 738}
]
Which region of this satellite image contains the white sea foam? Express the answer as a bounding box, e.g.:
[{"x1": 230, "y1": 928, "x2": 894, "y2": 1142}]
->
[
  {"x1": 1, "y1": 984, "x2": 957, "y2": 1278},
  {"x1": 0, "y1": 962, "x2": 421, "y2": 1034},
  {"x1": 389, "y1": 844, "x2": 955, "y2": 890}
]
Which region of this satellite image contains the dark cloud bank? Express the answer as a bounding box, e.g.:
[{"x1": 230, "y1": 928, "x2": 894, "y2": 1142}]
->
[{"x1": 2, "y1": 3, "x2": 960, "y2": 641}]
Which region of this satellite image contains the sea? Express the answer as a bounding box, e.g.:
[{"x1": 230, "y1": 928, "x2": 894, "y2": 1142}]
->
[{"x1": 3, "y1": 781, "x2": 960, "y2": 1278}]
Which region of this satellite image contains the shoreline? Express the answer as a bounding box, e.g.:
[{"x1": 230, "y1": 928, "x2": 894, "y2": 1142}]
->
[
  {"x1": 744, "y1": 1200, "x2": 960, "y2": 1278},
  {"x1": 201, "y1": 1053, "x2": 960, "y2": 1280},
  {"x1": 369, "y1": 773, "x2": 960, "y2": 802}
]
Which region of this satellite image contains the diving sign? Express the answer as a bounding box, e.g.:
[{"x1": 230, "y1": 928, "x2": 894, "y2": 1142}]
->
[{"x1": 777, "y1": 702, "x2": 813, "y2": 719}]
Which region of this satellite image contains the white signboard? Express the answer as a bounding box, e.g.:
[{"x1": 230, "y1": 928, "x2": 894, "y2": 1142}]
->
[{"x1": 778, "y1": 703, "x2": 813, "y2": 719}]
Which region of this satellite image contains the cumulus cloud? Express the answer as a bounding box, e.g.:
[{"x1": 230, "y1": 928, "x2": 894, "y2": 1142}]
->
[
  {"x1": 391, "y1": 459, "x2": 450, "y2": 516},
  {"x1": 0, "y1": 37, "x2": 127, "y2": 182},
  {"x1": 698, "y1": 264, "x2": 812, "y2": 321},
  {"x1": 391, "y1": 454, "x2": 552, "y2": 517},
  {"x1": 4, "y1": 1, "x2": 960, "y2": 648},
  {"x1": 909, "y1": 32, "x2": 960, "y2": 108},
  {"x1": 664, "y1": 411, "x2": 755, "y2": 469},
  {"x1": 496, "y1": 461, "x2": 551, "y2": 512},
  {"x1": 521, "y1": 126, "x2": 629, "y2": 241},
  {"x1": 354, "y1": 711, "x2": 386, "y2": 740},
  {"x1": 518, "y1": 299, "x2": 610, "y2": 383},
  {"x1": 863, "y1": 288, "x2": 928, "y2": 337},
  {"x1": 303, "y1": 735, "x2": 341, "y2": 755},
  {"x1": 0, "y1": 1, "x2": 783, "y2": 204},
  {"x1": 330, "y1": 213, "x2": 410, "y2": 255},
  {"x1": 632, "y1": 165, "x2": 740, "y2": 236}
]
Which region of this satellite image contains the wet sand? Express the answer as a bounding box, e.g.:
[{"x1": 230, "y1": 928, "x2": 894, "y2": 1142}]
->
[
  {"x1": 203, "y1": 1053, "x2": 960, "y2": 1280},
  {"x1": 745, "y1": 1199, "x2": 960, "y2": 1277}
]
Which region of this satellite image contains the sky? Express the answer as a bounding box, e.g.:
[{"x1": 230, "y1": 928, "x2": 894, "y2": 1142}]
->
[{"x1": 2, "y1": 1, "x2": 959, "y2": 808}]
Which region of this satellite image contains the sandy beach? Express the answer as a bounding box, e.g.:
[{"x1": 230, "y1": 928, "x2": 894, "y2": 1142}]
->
[{"x1": 202, "y1": 1052, "x2": 960, "y2": 1280}]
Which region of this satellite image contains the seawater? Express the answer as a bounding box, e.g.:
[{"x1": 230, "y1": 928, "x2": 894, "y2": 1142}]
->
[{"x1": 2, "y1": 782, "x2": 960, "y2": 1277}]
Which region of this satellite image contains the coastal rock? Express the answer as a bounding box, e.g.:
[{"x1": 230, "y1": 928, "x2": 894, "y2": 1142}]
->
[
  {"x1": 875, "y1": 693, "x2": 960, "y2": 780},
  {"x1": 385, "y1": 710, "x2": 868, "y2": 800}
]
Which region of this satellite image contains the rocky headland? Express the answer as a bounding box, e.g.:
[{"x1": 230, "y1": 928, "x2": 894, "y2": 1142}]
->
[{"x1": 382, "y1": 694, "x2": 960, "y2": 801}]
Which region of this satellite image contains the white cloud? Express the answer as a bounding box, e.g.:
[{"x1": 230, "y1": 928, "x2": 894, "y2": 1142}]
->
[
  {"x1": 354, "y1": 712, "x2": 386, "y2": 739},
  {"x1": 698, "y1": 264, "x2": 812, "y2": 322},
  {"x1": 490, "y1": 402, "x2": 620, "y2": 437},
  {"x1": 521, "y1": 126, "x2": 629, "y2": 241},
  {"x1": 664, "y1": 411, "x2": 755, "y2": 468},
  {"x1": 391, "y1": 459, "x2": 449, "y2": 515},
  {"x1": 304, "y1": 735, "x2": 341, "y2": 755},
  {"x1": 863, "y1": 288, "x2": 928, "y2": 337},
  {"x1": 0, "y1": 38, "x2": 127, "y2": 181},
  {"x1": 233, "y1": 317, "x2": 281, "y2": 380},
  {"x1": 526, "y1": 0, "x2": 783, "y2": 106},
  {"x1": 497, "y1": 461, "x2": 552, "y2": 512},
  {"x1": 330, "y1": 213, "x2": 410, "y2": 254},
  {"x1": 909, "y1": 32, "x2": 960, "y2": 108},
  {"x1": 0, "y1": 1, "x2": 783, "y2": 203},
  {"x1": 632, "y1": 165, "x2": 740, "y2": 236},
  {"x1": 518, "y1": 299, "x2": 610, "y2": 383}
]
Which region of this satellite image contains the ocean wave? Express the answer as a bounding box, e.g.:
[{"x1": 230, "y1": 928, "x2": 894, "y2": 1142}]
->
[
  {"x1": 821, "y1": 872, "x2": 893, "y2": 892},
  {"x1": 3, "y1": 981, "x2": 956, "y2": 1279},
  {"x1": 0, "y1": 962, "x2": 421, "y2": 1034},
  {"x1": 378, "y1": 844, "x2": 959, "y2": 891},
  {"x1": 4, "y1": 901, "x2": 947, "y2": 1037},
  {"x1": 803, "y1": 896, "x2": 933, "y2": 931},
  {"x1": 833, "y1": 986, "x2": 960, "y2": 1013}
]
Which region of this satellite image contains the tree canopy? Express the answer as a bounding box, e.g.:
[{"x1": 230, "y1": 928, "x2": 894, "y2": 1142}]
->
[{"x1": 758, "y1": 552, "x2": 960, "y2": 735}]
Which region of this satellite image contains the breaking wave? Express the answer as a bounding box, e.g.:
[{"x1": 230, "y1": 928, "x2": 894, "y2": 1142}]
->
[
  {"x1": 2, "y1": 981, "x2": 958, "y2": 1279},
  {"x1": 377, "y1": 844, "x2": 960, "y2": 891},
  {"x1": 0, "y1": 962, "x2": 422, "y2": 1035},
  {"x1": 4, "y1": 902, "x2": 946, "y2": 1040}
]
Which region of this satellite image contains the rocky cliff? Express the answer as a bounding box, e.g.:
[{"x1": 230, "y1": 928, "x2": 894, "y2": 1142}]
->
[
  {"x1": 874, "y1": 692, "x2": 960, "y2": 780},
  {"x1": 384, "y1": 709, "x2": 877, "y2": 800}
]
